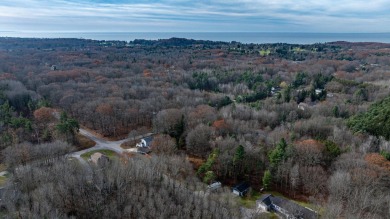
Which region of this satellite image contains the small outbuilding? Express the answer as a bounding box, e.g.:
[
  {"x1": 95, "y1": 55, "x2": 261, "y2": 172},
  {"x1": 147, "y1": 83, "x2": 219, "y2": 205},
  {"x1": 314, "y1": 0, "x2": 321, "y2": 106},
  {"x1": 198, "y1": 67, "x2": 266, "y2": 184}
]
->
[
  {"x1": 207, "y1": 182, "x2": 222, "y2": 191},
  {"x1": 232, "y1": 182, "x2": 250, "y2": 196}
]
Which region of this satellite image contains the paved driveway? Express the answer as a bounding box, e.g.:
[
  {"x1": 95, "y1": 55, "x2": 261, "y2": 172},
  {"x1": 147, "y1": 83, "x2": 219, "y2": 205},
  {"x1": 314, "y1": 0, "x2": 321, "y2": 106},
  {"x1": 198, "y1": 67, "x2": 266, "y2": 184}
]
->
[{"x1": 69, "y1": 129, "x2": 153, "y2": 161}]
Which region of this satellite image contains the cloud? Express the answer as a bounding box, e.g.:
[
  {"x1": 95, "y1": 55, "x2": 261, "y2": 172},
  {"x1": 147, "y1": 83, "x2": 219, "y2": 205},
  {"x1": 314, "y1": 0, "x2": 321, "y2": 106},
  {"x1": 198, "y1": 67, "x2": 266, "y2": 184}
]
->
[{"x1": 0, "y1": 0, "x2": 389, "y2": 32}]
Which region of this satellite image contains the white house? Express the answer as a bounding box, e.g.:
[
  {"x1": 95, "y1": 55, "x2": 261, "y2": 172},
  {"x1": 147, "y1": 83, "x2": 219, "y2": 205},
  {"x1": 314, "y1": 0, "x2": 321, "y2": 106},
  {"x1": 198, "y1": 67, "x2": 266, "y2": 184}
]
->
[{"x1": 136, "y1": 136, "x2": 153, "y2": 148}]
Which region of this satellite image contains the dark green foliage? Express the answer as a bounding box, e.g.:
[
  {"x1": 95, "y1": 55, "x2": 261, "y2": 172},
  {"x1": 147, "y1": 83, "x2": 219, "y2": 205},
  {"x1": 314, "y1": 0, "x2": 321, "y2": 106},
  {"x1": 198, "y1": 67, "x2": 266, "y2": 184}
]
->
[
  {"x1": 37, "y1": 99, "x2": 51, "y2": 108},
  {"x1": 189, "y1": 72, "x2": 217, "y2": 91},
  {"x1": 232, "y1": 145, "x2": 246, "y2": 179},
  {"x1": 310, "y1": 88, "x2": 327, "y2": 102},
  {"x1": 262, "y1": 170, "x2": 272, "y2": 190},
  {"x1": 8, "y1": 92, "x2": 32, "y2": 114},
  {"x1": 295, "y1": 90, "x2": 307, "y2": 104},
  {"x1": 212, "y1": 96, "x2": 232, "y2": 109},
  {"x1": 282, "y1": 86, "x2": 292, "y2": 102},
  {"x1": 269, "y1": 138, "x2": 288, "y2": 167},
  {"x1": 240, "y1": 89, "x2": 268, "y2": 103},
  {"x1": 197, "y1": 149, "x2": 218, "y2": 175},
  {"x1": 10, "y1": 116, "x2": 32, "y2": 131},
  {"x1": 233, "y1": 145, "x2": 245, "y2": 164},
  {"x1": 0, "y1": 133, "x2": 12, "y2": 149},
  {"x1": 333, "y1": 106, "x2": 340, "y2": 118},
  {"x1": 169, "y1": 115, "x2": 185, "y2": 149},
  {"x1": 323, "y1": 140, "x2": 341, "y2": 161},
  {"x1": 203, "y1": 171, "x2": 216, "y2": 184},
  {"x1": 353, "y1": 88, "x2": 368, "y2": 102},
  {"x1": 347, "y1": 96, "x2": 390, "y2": 140},
  {"x1": 312, "y1": 73, "x2": 333, "y2": 89},
  {"x1": 0, "y1": 101, "x2": 13, "y2": 126},
  {"x1": 292, "y1": 72, "x2": 308, "y2": 88},
  {"x1": 56, "y1": 112, "x2": 79, "y2": 143},
  {"x1": 380, "y1": 150, "x2": 390, "y2": 161},
  {"x1": 237, "y1": 71, "x2": 264, "y2": 89}
]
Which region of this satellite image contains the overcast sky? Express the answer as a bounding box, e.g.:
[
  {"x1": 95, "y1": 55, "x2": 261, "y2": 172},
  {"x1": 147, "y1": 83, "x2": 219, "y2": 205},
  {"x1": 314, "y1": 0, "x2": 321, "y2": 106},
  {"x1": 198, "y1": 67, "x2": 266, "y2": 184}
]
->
[{"x1": 1, "y1": 0, "x2": 390, "y2": 33}]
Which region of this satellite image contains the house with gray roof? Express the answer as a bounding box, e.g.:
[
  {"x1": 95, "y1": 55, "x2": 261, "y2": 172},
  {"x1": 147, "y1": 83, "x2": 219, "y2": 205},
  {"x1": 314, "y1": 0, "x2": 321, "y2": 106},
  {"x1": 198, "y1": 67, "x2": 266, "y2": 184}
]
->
[
  {"x1": 257, "y1": 194, "x2": 318, "y2": 219},
  {"x1": 136, "y1": 136, "x2": 153, "y2": 148}
]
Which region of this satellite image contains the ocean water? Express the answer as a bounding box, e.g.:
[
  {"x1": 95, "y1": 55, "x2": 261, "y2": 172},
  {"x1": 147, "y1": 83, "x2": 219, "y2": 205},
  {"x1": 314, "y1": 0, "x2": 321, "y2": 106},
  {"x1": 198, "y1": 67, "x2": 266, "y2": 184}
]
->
[{"x1": 1, "y1": 32, "x2": 390, "y2": 44}]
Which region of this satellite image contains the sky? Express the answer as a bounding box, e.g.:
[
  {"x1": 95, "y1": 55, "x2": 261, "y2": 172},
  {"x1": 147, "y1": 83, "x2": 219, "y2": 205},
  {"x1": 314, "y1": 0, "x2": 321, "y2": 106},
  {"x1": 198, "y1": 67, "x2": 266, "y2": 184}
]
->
[{"x1": 1, "y1": 0, "x2": 390, "y2": 33}]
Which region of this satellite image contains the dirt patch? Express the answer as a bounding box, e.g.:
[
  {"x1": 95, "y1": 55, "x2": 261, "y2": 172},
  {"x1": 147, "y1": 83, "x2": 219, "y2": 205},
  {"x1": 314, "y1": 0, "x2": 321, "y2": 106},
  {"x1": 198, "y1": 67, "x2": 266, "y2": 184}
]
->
[
  {"x1": 80, "y1": 126, "x2": 116, "y2": 140},
  {"x1": 187, "y1": 155, "x2": 205, "y2": 170},
  {"x1": 120, "y1": 139, "x2": 137, "y2": 149},
  {"x1": 75, "y1": 133, "x2": 96, "y2": 150}
]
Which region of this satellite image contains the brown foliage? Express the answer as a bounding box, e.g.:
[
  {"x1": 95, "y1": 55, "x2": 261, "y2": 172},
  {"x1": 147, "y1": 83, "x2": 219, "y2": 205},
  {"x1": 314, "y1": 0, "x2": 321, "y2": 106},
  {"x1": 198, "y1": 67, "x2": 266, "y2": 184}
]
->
[
  {"x1": 365, "y1": 153, "x2": 390, "y2": 171},
  {"x1": 33, "y1": 107, "x2": 55, "y2": 123}
]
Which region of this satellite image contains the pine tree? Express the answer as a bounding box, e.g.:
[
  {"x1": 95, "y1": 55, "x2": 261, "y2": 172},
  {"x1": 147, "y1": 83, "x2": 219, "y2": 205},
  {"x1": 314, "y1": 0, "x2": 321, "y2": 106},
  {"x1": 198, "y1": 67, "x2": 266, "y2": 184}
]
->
[{"x1": 262, "y1": 170, "x2": 272, "y2": 190}]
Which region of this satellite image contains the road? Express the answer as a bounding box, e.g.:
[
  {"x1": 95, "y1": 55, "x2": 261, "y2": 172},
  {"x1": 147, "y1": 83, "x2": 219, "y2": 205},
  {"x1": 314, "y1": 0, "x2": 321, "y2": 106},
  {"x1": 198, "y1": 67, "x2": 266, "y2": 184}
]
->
[{"x1": 69, "y1": 129, "x2": 153, "y2": 162}]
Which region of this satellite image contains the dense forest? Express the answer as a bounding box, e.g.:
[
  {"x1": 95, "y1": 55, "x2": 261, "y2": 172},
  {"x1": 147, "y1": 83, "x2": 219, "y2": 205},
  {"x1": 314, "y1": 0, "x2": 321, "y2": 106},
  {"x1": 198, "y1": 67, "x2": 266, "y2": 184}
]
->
[{"x1": 0, "y1": 37, "x2": 390, "y2": 218}]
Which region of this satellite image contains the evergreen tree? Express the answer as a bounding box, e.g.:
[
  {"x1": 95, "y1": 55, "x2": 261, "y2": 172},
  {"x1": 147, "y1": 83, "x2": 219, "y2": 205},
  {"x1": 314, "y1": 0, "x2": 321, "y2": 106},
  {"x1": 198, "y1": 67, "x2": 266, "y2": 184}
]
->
[
  {"x1": 262, "y1": 170, "x2": 272, "y2": 190},
  {"x1": 56, "y1": 112, "x2": 79, "y2": 143},
  {"x1": 269, "y1": 138, "x2": 288, "y2": 167}
]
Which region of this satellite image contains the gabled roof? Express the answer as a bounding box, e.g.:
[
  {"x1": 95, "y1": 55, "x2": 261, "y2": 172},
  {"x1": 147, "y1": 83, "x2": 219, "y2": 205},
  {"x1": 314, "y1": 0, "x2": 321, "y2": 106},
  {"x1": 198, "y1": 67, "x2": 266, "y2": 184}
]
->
[
  {"x1": 270, "y1": 196, "x2": 317, "y2": 219},
  {"x1": 257, "y1": 194, "x2": 272, "y2": 206},
  {"x1": 143, "y1": 136, "x2": 153, "y2": 146},
  {"x1": 233, "y1": 182, "x2": 250, "y2": 192},
  {"x1": 137, "y1": 147, "x2": 151, "y2": 154}
]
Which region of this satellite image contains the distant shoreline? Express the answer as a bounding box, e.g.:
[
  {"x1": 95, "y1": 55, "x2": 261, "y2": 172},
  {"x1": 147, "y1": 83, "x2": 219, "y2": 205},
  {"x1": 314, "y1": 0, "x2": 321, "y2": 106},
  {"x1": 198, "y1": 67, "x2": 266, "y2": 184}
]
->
[{"x1": 1, "y1": 32, "x2": 390, "y2": 44}]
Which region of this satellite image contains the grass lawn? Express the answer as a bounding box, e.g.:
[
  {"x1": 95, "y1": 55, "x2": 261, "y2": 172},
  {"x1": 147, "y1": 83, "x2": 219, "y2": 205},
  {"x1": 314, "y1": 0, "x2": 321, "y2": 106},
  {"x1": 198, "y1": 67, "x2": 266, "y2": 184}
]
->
[
  {"x1": 75, "y1": 133, "x2": 96, "y2": 150},
  {"x1": 120, "y1": 139, "x2": 137, "y2": 149},
  {"x1": 0, "y1": 176, "x2": 8, "y2": 187},
  {"x1": 238, "y1": 190, "x2": 262, "y2": 208},
  {"x1": 259, "y1": 49, "x2": 271, "y2": 56},
  {"x1": 81, "y1": 149, "x2": 117, "y2": 160},
  {"x1": 292, "y1": 47, "x2": 307, "y2": 52}
]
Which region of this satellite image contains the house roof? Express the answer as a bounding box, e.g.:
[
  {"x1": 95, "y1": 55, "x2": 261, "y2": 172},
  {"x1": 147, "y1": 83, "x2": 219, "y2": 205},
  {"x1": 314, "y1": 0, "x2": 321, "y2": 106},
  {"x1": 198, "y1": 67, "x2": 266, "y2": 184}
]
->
[
  {"x1": 143, "y1": 136, "x2": 153, "y2": 146},
  {"x1": 257, "y1": 194, "x2": 272, "y2": 206},
  {"x1": 137, "y1": 147, "x2": 151, "y2": 154},
  {"x1": 270, "y1": 196, "x2": 317, "y2": 219},
  {"x1": 233, "y1": 182, "x2": 250, "y2": 192}
]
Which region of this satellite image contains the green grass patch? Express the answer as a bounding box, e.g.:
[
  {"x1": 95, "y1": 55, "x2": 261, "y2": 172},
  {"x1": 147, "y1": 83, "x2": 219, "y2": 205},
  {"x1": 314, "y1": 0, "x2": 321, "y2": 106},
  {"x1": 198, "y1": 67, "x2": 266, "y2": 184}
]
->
[
  {"x1": 0, "y1": 176, "x2": 8, "y2": 187},
  {"x1": 238, "y1": 190, "x2": 262, "y2": 208},
  {"x1": 81, "y1": 149, "x2": 117, "y2": 160},
  {"x1": 259, "y1": 49, "x2": 271, "y2": 56},
  {"x1": 292, "y1": 47, "x2": 307, "y2": 52}
]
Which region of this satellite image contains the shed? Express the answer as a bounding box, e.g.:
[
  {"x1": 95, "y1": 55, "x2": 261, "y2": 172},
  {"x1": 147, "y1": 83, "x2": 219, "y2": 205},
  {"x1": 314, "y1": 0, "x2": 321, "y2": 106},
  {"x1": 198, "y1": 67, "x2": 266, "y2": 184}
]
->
[
  {"x1": 207, "y1": 182, "x2": 222, "y2": 191},
  {"x1": 232, "y1": 182, "x2": 250, "y2": 196}
]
